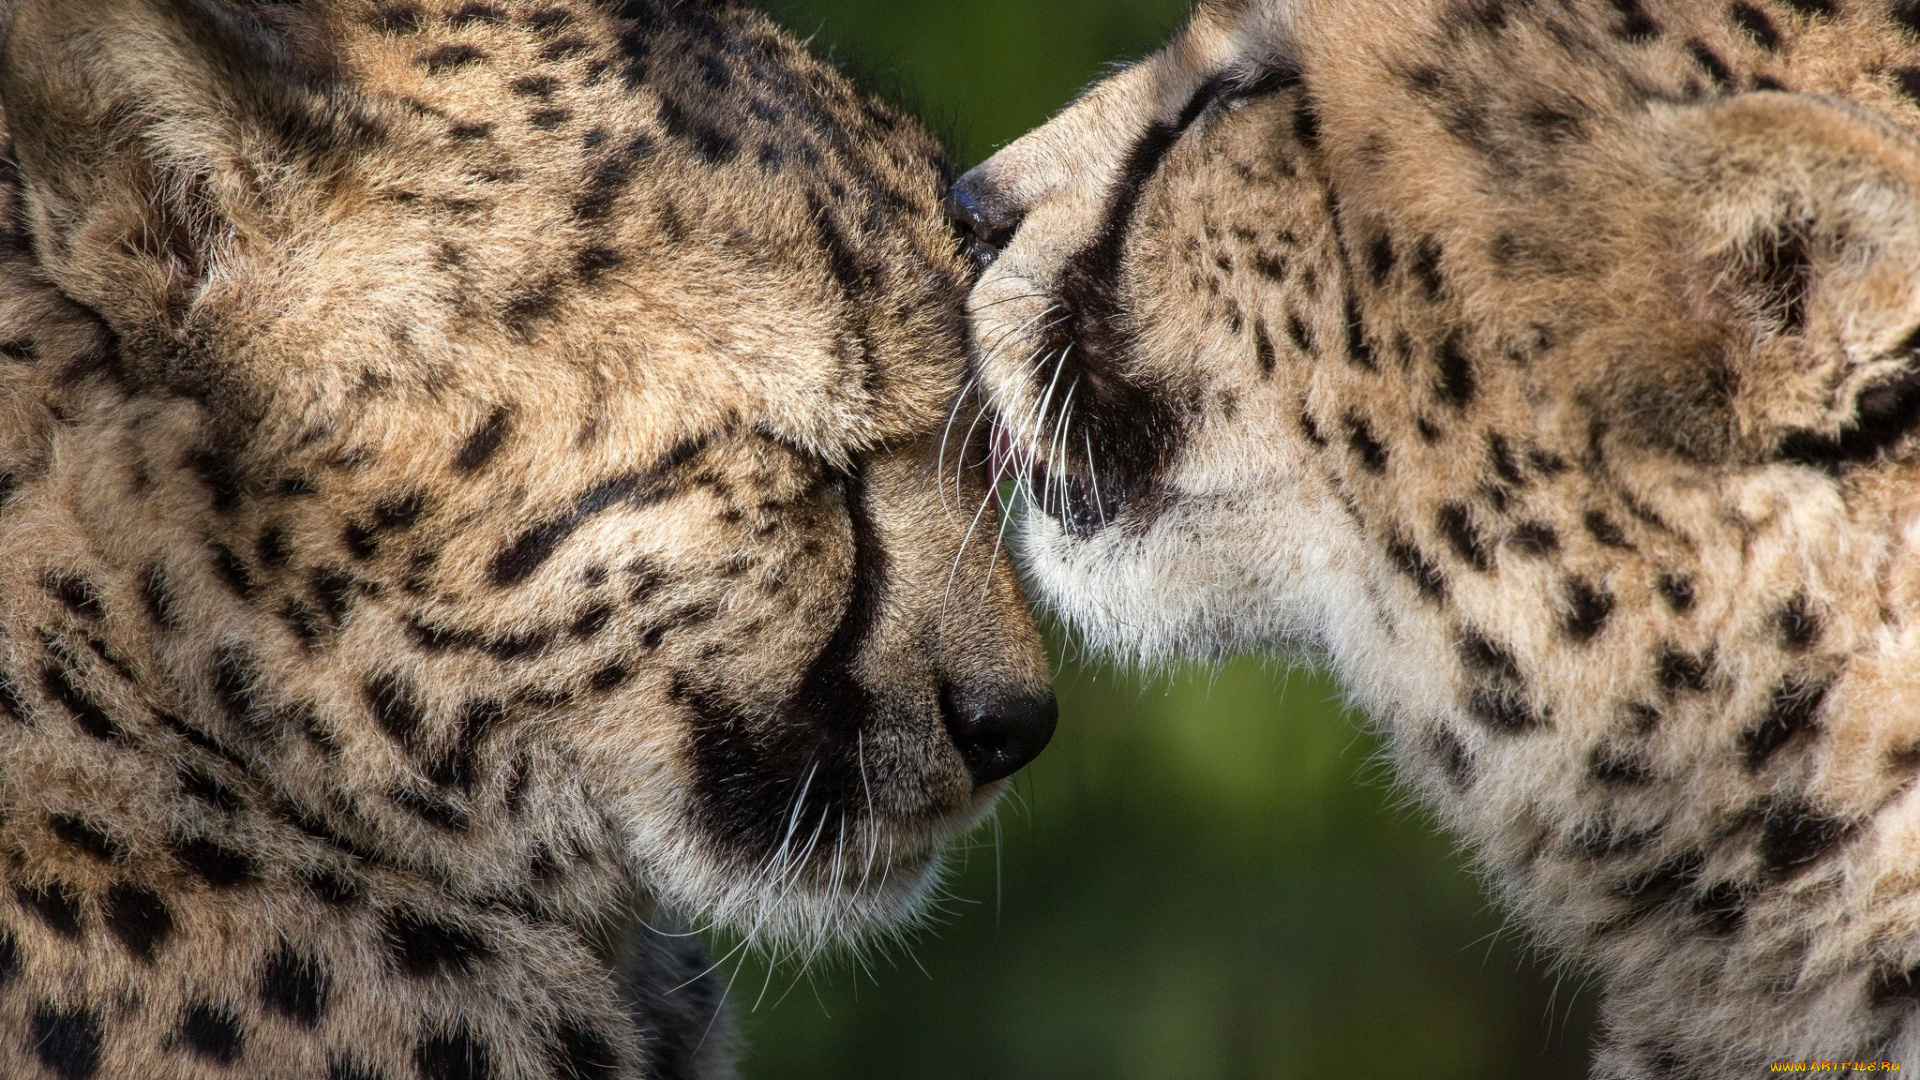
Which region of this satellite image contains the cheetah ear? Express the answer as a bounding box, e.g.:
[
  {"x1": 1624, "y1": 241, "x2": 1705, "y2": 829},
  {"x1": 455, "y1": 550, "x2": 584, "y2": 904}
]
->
[
  {"x1": 1656, "y1": 92, "x2": 1920, "y2": 468},
  {"x1": 0, "y1": 0, "x2": 374, "y2": 378}
]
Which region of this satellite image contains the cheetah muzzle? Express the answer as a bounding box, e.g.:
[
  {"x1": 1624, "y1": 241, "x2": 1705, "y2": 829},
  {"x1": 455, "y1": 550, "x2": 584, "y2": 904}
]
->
[
  {"x1": 966, "y1": 0, "x2": 1920, "y2": 1074},
  {"x1": 0, "y1": 1, "x2": 1054, "y2": 1077}
]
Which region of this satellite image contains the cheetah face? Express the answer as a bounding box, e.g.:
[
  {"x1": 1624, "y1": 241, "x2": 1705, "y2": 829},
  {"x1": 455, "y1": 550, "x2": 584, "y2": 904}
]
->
[
  {"x1": 960, "y1": 0, "x2": 1920, "y2": 667},
  {"x1": 0, "y1": 0, "x2": 1052, "y2": 954}
]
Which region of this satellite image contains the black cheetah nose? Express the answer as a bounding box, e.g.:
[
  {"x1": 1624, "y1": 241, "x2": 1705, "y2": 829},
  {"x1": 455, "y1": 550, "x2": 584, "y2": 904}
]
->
[
  {"x1": 940, "y1": 684, "x2": 1058, "y2": 787},
  {"x1": 947, "y1": 170, "x2": 1026, "y2": 270}
]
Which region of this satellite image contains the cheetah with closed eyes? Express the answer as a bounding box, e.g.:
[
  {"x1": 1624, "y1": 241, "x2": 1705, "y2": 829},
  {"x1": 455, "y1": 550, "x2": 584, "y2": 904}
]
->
[
  {"x1": 959, "y1": 0, "x2": 1920, "y2": 1073},
  {"x1": 0, "y1": 0, "x2": 1057, "y2": 1077}
]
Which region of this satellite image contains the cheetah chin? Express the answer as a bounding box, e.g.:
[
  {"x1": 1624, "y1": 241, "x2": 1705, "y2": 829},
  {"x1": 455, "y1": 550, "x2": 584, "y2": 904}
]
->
[
  {"x1": 0, "y1": 0, "x2": 1054, "y2": 1077},
  {"x1": 965, "y1": 0, "x2": 1920, "y2": 1073}
]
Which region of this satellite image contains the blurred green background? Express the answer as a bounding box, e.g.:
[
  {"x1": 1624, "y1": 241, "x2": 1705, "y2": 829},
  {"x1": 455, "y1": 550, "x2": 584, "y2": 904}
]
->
[{"x1": 720, "y1": 1, "x2": 1599, "y2": 1075}]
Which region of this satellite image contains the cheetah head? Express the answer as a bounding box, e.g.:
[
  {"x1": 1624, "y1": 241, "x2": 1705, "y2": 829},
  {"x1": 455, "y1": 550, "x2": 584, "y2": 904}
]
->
[
  {"x1": 961, "y1": 0, "x2": 1920, "y2": 670},
  {"x1": 0, "y1": 0, "x2": 1053, "y2": 957}
]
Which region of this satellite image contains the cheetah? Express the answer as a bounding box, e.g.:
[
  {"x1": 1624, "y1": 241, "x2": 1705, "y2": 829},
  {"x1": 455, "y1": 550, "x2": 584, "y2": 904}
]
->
[
  {"x1": 956, "y1": 0, "x2": 1920, "y2": 1073},
  {"x1": 0, "y1": 0, "x2": 1056, "y2": 1077}
]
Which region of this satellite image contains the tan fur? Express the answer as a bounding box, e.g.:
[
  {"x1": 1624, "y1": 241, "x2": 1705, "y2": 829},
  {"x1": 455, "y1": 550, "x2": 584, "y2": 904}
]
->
[
  {"x1": 964, "y1": 0, "x2": 1920, "y2": 1073},
  {"x1": 0, "y1": 1, "x2": 1049, "y2": 1078}
]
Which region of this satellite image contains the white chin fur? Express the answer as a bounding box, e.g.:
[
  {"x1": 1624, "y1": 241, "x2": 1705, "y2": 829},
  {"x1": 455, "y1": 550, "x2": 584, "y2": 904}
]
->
[
  {"x1": 623, "y1": 794, "x2": 999, "y2": 962},
  {"x1": 1008, "y1": 479, "x2": 1371, "y2": 670}
]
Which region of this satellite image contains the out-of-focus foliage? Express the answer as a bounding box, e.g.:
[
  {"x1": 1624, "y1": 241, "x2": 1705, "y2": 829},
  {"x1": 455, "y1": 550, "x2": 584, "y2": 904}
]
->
[{"x1": 713, "y1": 2, "x2": 1599, "y2": 1075}]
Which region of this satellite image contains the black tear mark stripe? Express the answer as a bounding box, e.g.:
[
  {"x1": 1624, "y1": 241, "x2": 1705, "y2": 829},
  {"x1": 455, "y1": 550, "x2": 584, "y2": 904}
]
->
[
  {"x1": 491, "y1": 435, "x2": 711, "y2": 586},
  {"x1": 687, "y1": 467, "x2": 887, "y2": 857}
]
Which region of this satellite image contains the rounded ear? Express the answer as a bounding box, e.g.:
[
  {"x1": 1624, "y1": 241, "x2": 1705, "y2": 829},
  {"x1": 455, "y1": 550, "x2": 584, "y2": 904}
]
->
[
  {"x1": 1655, "y1": 93, "x2": 1920, "y2": 468},
  {"x1": 0, "y1": 0, "x2": 378, "y2": 386}
]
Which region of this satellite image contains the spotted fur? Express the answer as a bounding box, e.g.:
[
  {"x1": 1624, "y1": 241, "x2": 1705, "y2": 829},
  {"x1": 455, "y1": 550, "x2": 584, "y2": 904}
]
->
[
  {"x1": 964, "y1": 0, "x2": 1920, "y2": 1073},
  {"x1": 0, "y1": 0, "x2": 1050, "y2": 1077}
]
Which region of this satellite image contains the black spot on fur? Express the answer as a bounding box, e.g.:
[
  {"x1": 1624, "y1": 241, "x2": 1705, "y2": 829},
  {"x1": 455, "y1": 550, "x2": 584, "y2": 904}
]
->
[
  {"x1": 211, "y1": 647, "x2": 268, "y2": 737},
  {"x1": 1434, "y1": 333, "x2": 1475, "y2": 408},
  {"x1": 1657, "y1": 647, "x2": 1713, "y2": 693},
  {"x1": 49, "y1": 815, "x2": 122, "y2": 862},
  {"x1": 1469, "y1": 687, "x2": 1542, "y2": 732},
  {"x1": 1486, "y1": 433, "x2": 1525, "y2": 487},
  {"x1": 1286, "y1": 313, "x2": 1315, "y2": 357},
  {"x1": 417, "y1": 1027, "x2": 493, "y2": 1080},
  {"x1": 491, "y1": 437, "x2": 708, "y2": 586},
  {"x1": 1437, "y1": 504, "x2": 1490, "y2": 571},
  {"x1": 343, "y1": 522, "x2": 376, "y2": 562},
  {"x1": 141, "y1": 565, "x2": 183, "y2": 632},
  {"x1": 1346, "y1": 415, "x2": 1389, "y2": 473},
  {"x1": 1895, "y1": 67, "x2": 1920, "y2": 105},
  {"x1": 1687, "y1": 40, "x2": 1734, "y2": 88},
  {"x1": 530, "y1": 107, "x2": 572, "y2": 129},
  {"x1": 102, "y1": 885, "x2": 172, "y2": 962},
  {"x1": 386, "y1": 912, "x2": 492, "y2": 977},
  {"x1": 1253, "y1": 321, "x2": 1277, "y2": 376},
  {"x1": 1588, "y1": 743, "x2": 1653, "y2": 786},
  {"x1": 512, "y1": 74, "x2": 561, "y2": 97},
  {"x1": 179, "y1": 766, "x2": 241, "y2": 813},
  {"x1": 179, "y1": 1001, "x2": 244, "y2": 1064},
  {"x1": 174, "y1": 838, "x2": 255, "y2": 888},
  {"x1": 43, "y1": 666, "x2": 119, "y2": 741},
  {"x1": 1732, "y1": 1, "x2": 1782, "y2": 47},
  {"x1": 1388, "y1": 533, "x2": 1448, "y2": 601},
  {"x1": 300, "y1": 867, "x2": 362, "y2": 908},
  {"x1": 1409, "y1": 237, "x2": 1445, "y2": 300},
  {"x1": 571, "y1": 605, "x2": 613, "y2": 638},
  {"x1": 46, "y1": 575, "x2": 102, "y2": 619},
  {"x1": 1459, "y1": 628, "x2": 1522, "y2": 682},
  {"x1": 1657, "y1": 574, "x2": 1696, "y2": 614},
  {"x1": 448, "y1": 121, "x2": 493, "y2": 141},
  {"x1": 542, "y1": 37, "x2": 591, "y2": 62},
  {"x1": 260, "y1": 947, "x2": 327, "y2": 1027},
  {"x1": 30, "y1": 1006, "x2": 101, "y2": 1080},
  {"x1": 212, "y1": 543, "x2": 254, "y2": 598},
  {"x1": 547, "y1": 1024, "x2": 621, "y2": 1080},
  {"x1": 393, "y1": 787, "x2": 470, "y2": 832},
  {"x1": 365, "y1": 675, "x2": 424, "y2": 748},
  {"x1": 575, "y1": 245, "x2": 623, "y2": 283},
  {"x1": 17, "y1": 882, "x2": 81, "y2": 938},
  {"x1": 1583, "y1": 511, "x2": 1632, "y2": 550},
  {"x1": 1871, "y1": 962, "x2": 1920, "y2": 1006},
  {"x1": 590, "y1": 663, "x2": 630, "y2": 692},
  {"x1": 419, "y1": 44, "x2": 487, "y2": 73},
  {"x1": 1691, "y1": 881, "x2": 1752, "y2": 935},
  {"x1": 1300, "y1": 410, "x2": 1327, "y2": 447},
  {"x1": 256, "y1": 527, "x2": 290, "y2": 570},
  {"x1": 312, "y1": 569, "x2": 354, "y2": 630},
  {"x1": 657, "y1": 96, "x2": 736, "y2": 165},
  {"x1": 0, "y1": 928, "x2": 16, "y2": 985},
  {"x1": 189, "y1": 450, "x2": 245, "y2": 513},
  {"x1": 1607, "y1": 0, "x2": 1661, "y2": 40},
  {"x1": 1761, "y1": 799, "x2": 1852, "y2": 875},
  {"x1": 1616, "y1": 851, "x2": 1704, "y2": 913},
  {"x1": 1562, "y1": 577, "x2": 1615, "y2": 642},
  {"x1": 1743, "y1": 675, "x2": 1832, "y2": 769},
  {"x1": 1509, "y1": 522, "x2": 1560, "y2": 556},
  {"x1": 369, "y1": 3, "x2": 425, "y2": 33},
  {"x1": 1775, "y1": 594, "x2": 1822, "y2": 651},
  {"x1": 1366, "y1": 233, "x2": 1396, "y2": 286}
]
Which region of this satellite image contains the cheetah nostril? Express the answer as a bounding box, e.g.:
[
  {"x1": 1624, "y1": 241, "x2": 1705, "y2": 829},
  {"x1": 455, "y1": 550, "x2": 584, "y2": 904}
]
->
[
  {"x1": 946, "y1": 169, "x2": 1027, "y2": 270},
  {"x1": 939, "y1": 683, "x2": 1057, "y2": 787}
]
